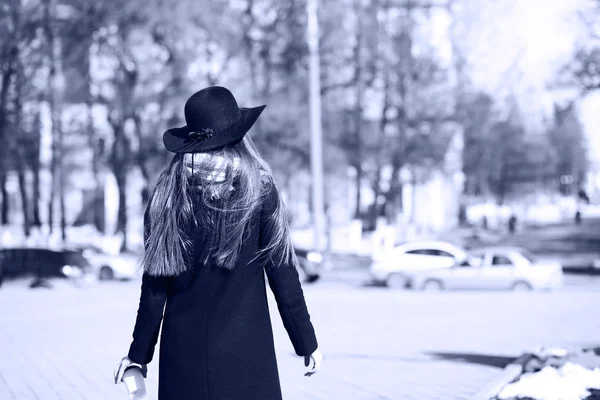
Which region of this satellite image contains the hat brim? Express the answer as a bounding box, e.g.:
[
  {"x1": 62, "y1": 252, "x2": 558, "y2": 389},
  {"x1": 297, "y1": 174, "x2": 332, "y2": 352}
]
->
[{"x1": 163, "y1": 105, "x2": 266, "y2": 153}]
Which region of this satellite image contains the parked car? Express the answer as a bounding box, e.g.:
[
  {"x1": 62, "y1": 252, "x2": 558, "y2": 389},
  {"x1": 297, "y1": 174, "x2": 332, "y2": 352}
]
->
[
  {"x1": 72, "y1": 245, "x2": 140, "y2": 281},
  {"x1": 370, "y1": 241, "x2": 467, "y2": 288},
  {"x1": 294, "y1": 248, "x2": 323, "y2": 283},
  {"x1": 75, "y1": 245, "x2": 316, "y2": 283},
  {"x1": 406, "y1": 246, "x2": 563, "y2": 291},
  {"x1": 0, "y1": 248, "x2": 90, "y2": 287}
]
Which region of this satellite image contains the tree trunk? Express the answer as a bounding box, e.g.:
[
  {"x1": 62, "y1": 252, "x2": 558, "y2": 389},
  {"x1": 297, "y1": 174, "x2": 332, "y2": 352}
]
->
[
  {"x1": 25, "y1": 106, "x2": 43, "y2": 228},
  {"x1": 242, "y1": 1, "x2": 267, "y2": 142},
  {"x1": 350, "y1": 0, "x2": 366, "y2": 220},
  {"x1": 385, "y1": 158, "x2": 403, "y2": 223},
  {"x1": 48, "y1": 140, "x2": 55, "y2": 233},
  {"x1": 114, "y1": 167, "x2": 128, "y2": 252},
  {"x1": 14, "y1": 56, "x2": 30, "y2": 237},
  {"x1": 16, "y1": 155, "x2": 30, "y2": 237},
  {"x1": 91, "y1": 134, "x2": 106, "y2": 235},
  {"x1": 353, "y1": 163, "x2": 363, "y2": 219},
  {"x1": 132, "y1": 113, "x2": 151, "y2": 207},
  {"x1": 58, "y1": 104, "x2": 66, "y2": 241},
  {"x1": 410, "y1": 172, "x2": 417, "y2": 224},
  {"x1": 372, "y1": 69, "x2": 391, "y2": 224},
  {"x1": 243, "y1": 0, "x2": 258, "y2": 95},
  {"x1": 109, "y1": 120, "x2": 131, "y2": 252},
  {"x1": 0, "y1": 173, "x2": 7, "y2": 225},
  {"x1": 52, "y1": 36, "x2": 66, "y2": 241},
  {"x1": 108, "y1": 24, "x2": 138, "y2": 252},
  {"x1": 85, "y1": 56, "x2": 105, "y2": 234},
  {"x1": 0, "y1": 63, "x2": 14, "y2": 226},
  {"x1": 370, "y1": 166, "x2": 382, "y2": 222},
  {"x1": 44, "y1": 0, "x2": 57, "y2": 234},
  {"x1": 32, "y1": 161, "x2": 41, "y2": 227}
]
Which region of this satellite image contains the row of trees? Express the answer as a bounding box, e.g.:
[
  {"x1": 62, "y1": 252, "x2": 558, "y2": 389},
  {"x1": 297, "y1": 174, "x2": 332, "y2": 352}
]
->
[{"x1": 0, "y1": 0, "x2": 596, "y2": 249}]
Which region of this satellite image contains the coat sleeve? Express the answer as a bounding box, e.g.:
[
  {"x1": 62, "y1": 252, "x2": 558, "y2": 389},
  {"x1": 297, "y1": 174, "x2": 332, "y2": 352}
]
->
[
  {"x1": 259, "y1": 184, "x2": 319, "y2": 357},
  {"x1": 127, "y1": 210, "x2": 170, "y2": 365}
]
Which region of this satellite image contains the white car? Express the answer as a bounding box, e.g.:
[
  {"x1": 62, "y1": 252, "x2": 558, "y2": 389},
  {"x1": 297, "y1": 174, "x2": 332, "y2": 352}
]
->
[
  {"x1": 407, "y1": 247, "x2": 563, "y2": 291},
  {"x1": 80, "y1": 246, "x2": 140, "y2": 281},
  {"x1": 370, "y1": 241, "x2": 468, "y2": 288}
]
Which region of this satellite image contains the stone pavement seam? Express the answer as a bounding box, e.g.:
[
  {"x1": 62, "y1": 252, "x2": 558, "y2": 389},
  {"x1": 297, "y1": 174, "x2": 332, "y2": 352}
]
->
[{"x1": 0, "y1": 371, "x2": 17, "y2": 400}]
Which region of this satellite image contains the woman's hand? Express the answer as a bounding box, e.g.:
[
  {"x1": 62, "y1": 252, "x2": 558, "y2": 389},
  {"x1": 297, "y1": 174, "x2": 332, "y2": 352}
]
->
[
  {"x1": 303, "y1": 348, "x2": 323, "y2": 377},
  {"x1": 113, "y1": 356, "x2": 147, "y2": 384}
]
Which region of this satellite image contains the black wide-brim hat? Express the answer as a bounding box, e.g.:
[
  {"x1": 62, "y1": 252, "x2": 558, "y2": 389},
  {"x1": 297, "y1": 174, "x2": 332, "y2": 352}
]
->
[{"x1": 163, "y1": 86, "x2": 266, "y2": 153}]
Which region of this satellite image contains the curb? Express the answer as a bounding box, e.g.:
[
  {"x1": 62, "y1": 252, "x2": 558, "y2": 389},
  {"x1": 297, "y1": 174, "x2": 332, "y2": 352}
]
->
[{"x1": 471, "y1": 353, "x2": 535, "y2": 400}]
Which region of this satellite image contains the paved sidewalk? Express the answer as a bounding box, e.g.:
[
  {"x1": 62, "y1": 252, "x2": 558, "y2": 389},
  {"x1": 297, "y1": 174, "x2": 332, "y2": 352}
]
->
[{"x1": 1, "y1": 277, "x2": 599, "y2": 399}]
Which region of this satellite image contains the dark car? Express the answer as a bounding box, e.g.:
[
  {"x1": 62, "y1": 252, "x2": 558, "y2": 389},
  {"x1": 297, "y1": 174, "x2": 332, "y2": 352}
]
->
[
  {"x1": 294, "y1": 248, "x2": 323, "y2": 283},
  {"x1": 0, "y1": 248, "x2": 90, "y2": 287}
]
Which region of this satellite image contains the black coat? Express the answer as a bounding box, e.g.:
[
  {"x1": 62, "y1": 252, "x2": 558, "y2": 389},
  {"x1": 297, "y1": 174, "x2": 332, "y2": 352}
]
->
[{"x1": 127, "y1": 184, "x2": 318, "y2": 400}]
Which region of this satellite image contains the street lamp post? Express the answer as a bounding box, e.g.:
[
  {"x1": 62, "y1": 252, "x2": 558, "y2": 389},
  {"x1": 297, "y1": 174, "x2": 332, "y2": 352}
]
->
[{"x1": 307, "y1": 0, "x2": 326, "y2": 251}]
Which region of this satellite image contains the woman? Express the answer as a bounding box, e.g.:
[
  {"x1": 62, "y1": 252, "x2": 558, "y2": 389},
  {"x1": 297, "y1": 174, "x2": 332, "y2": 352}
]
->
[{"x1": 113, "y1": 86, "x2": 322, "y2": 400}]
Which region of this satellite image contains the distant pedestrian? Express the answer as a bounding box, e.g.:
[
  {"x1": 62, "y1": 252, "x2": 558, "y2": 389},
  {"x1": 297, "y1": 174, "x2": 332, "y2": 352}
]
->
[
  {"x1": 113, "y1": 87, "x2": 322, "y2": 400},
  {"x1": 575, "y1": 210, "x2": 582, "y2": 225},
  {"x1": 508, "y1": 214, "x2": 517, "y2": 235}
]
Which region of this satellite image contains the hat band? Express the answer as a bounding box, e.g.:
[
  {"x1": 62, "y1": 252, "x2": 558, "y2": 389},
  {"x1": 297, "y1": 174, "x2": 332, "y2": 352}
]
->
[
  {"x1": 189, "y1": 115, "x2": 242, "y2": 138},
  {"x1": 188, "y1": 129, "x2": 214, "y2": 143}
]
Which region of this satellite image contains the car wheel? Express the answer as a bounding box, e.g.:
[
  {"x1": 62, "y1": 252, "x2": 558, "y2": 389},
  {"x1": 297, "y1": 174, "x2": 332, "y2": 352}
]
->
[
  {"x1": 511, "y1": 281, "x2": 532, "y2": 292},
  {"x1": 387, "y1": 274, "x2": 407, "y2": 289},
  {"x1": 99, "y1": 266, "x2": 114, "y2": 281},
  {"x1": 421, "y1": 279, "x2": 444, "y2": 291},
  {"x1": 30, "y1": 278, "x2": 53, "y2": 289}
]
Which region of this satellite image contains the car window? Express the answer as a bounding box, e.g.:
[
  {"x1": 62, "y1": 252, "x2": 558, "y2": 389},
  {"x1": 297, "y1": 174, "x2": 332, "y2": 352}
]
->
[
  {"x1": 491, "y1": 255, "x2": 513, "y2": 266},
  {"x1": 406, "y1": 249, "x2": 452, "y2": 257},
  {"x1": 461, "y1": 254, "x2": 485, "y2": 267},
  {"x1": 434, "y1": 250, "x2": 454, "y2": 258},
  {"x1": 405, "y1": 249, "x2": 428, "y2": 255}
]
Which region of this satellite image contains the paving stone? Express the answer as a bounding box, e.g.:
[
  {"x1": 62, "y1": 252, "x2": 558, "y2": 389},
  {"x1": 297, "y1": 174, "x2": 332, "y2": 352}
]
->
[{"x1": 1, "y1": 276, "x2": 599, "y2": 399}]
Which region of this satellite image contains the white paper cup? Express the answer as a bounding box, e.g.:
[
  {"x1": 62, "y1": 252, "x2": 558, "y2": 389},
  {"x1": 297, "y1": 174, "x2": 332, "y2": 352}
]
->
[{"x1": 122, "y1": 367, "x2": 147, "y2": 400}]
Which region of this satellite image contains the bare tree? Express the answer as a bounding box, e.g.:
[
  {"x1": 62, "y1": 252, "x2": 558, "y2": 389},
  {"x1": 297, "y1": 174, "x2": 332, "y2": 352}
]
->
[
  {"x1": 14, "y1": 60, "x2": 31, "y2": 236},
  {"x1": 1, "y1": 0, "x2": 45, "y2": 234},
  {"x1": 42, "y1": 0, "x2": 68, "y2": 239},
  {"x1": 382, "y1": 1, "x2": 452, "y2": 223},
  {"x1": 567, "y1": 48, "x2": 600, "y2": 95},
  {"x1": 0, "y1": 1, "x2": 20, "y2": 225},
  {"x1": 107, "y1": 24, "x2": 138, "y2": 251},
  {"x1": 547, "y1": 102, "x2": 588, "y2": 194}
]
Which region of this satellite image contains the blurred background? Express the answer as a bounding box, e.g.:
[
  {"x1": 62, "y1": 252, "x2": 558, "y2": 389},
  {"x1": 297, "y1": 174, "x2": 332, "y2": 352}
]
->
[
  {"x1": 0, "y1": 0, "x2": 598, "y2": 254},
  {"x1": 2, "y1": 0, "x2": 600, "y2": 399}
]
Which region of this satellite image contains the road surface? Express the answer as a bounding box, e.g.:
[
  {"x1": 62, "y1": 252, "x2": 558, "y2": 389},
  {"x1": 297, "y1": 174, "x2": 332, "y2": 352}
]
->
[{"x1": 0, "y1": 275, "x2": 599, "y2": 399}]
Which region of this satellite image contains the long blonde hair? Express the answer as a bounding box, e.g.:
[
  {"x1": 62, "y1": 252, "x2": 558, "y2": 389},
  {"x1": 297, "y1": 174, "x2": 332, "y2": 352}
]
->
[{"x1": 142, "y1": 136, "x2": 297, "y2": 276}]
